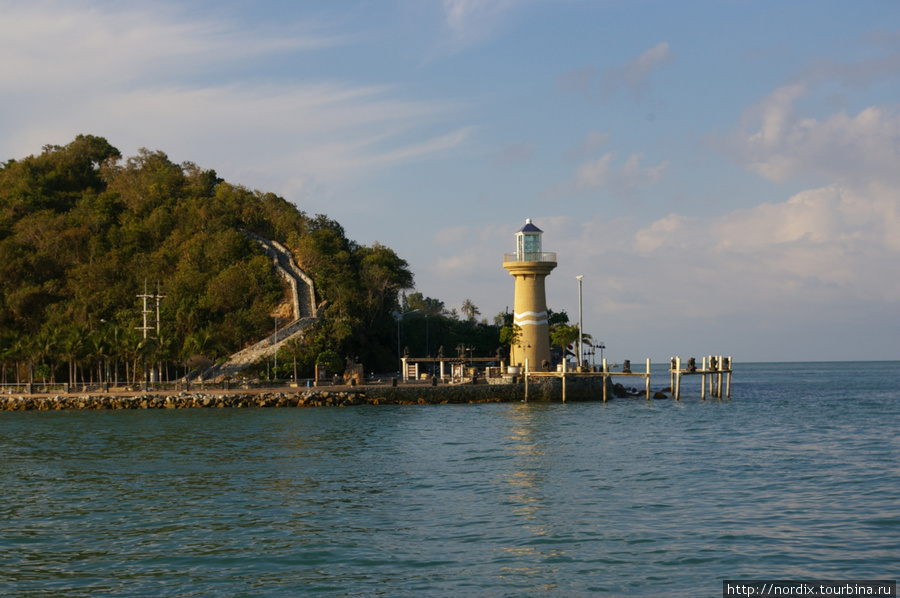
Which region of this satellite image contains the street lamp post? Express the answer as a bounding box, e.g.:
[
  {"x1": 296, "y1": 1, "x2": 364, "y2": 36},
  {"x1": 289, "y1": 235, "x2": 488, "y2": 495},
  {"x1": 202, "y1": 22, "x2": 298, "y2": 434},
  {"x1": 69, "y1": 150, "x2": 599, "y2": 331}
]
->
[
  {"x1": 393, "y1": 309, "x2": 420, "y2": 374},
  {"x1": 576, "y1": 275, "x2": 584, "y2": 368},
  {"x1": 396, "y1": 313, "x2": 401, "y2": 373},
  {"x1": 100, "y1": 319, "x2": 119, "y2": 387}
]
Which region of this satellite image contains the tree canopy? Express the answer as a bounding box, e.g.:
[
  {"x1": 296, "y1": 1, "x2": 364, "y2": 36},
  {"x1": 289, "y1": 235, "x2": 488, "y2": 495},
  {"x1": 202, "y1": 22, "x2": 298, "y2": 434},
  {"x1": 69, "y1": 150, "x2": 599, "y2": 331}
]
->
[
  {"x1": 0, "y1": 135, "x2": 581, "y2": 383},
  {"x1": 0, "y1": 135, "x2": 414, "y2": 381}
]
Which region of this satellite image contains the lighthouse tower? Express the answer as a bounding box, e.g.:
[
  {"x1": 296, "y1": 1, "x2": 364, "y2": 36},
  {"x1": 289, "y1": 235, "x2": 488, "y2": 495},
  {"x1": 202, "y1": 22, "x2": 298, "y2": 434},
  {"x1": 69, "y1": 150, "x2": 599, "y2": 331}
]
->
[{"x1": 503, "y1": 219, "x2": 557, "y2": 370}]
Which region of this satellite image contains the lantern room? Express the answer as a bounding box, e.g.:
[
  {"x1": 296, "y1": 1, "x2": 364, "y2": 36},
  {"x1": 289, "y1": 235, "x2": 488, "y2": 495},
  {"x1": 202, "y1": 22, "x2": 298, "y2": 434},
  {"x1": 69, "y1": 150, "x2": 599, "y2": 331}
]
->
[{"x1": 515, "y1": 218, "x2": 543, "y2": 261}]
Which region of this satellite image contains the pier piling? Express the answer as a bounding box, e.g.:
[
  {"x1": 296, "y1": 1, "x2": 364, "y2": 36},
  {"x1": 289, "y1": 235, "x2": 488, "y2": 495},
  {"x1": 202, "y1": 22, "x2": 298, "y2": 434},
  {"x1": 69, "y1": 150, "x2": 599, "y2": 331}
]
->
[{"x1": 670, "y1": 355, "x2": 732, "y2": 400}]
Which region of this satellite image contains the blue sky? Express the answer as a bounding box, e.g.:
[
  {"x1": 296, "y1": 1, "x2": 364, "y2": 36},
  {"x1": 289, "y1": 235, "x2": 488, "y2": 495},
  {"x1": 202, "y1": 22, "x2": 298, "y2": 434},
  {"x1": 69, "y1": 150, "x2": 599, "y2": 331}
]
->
[{"x1": 3, "y1": 0, "x2": 900, "y2": 362}]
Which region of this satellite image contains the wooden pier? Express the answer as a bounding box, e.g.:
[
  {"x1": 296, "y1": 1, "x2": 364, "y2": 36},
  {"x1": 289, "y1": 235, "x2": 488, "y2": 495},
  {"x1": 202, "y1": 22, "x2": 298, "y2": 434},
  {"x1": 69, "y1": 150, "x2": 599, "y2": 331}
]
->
[
  {"x1": 669, "y1": 356, "x2": 732, "y2": 400},
  {"x1": 401, "y1": 354, "x2": 733, "y2": 402}
]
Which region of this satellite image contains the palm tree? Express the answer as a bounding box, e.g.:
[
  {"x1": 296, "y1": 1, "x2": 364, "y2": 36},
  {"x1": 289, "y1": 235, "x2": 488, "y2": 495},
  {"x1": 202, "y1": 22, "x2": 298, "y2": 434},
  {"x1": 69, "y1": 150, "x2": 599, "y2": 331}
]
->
[
  {"x1": 120, "y1": 330, "x2": 141, "y2": 384},
  {"x1": 550, "y1": 324, "x2": 580, "y2": 353},
  {"x1": 282, "y1": 336, "x2": 305, "y2": 383},
  {"x1": 100, "y1": 321, "x2": 122, "y2": 387},
  {"x1": 23, "y1": 334, "x2": 43, "y2": 384},
  {"x1": 461, "y1": 299, "x2": 480, "y2": 322},
  {"x1": 87, "y1": 331, "x2": 108, "y2": 385},
  {"x1": 154, "y1": 330, "x2": 177, "y2": 382},
  {"x1": 0, "y1": 332, "x2": 16, "y2": 384},
  {"x1": 12, "y1": 335, "x2": 29, "y2": 384},
  {"x1": 62, "y1": 327, "x2": 89, "y2": 386},
  {"x1": 35, "y1": 328, "x2": 61, "y2": 384},
  {"x1": 137, "y1": 336, "x2": 159, "y2": 385},
  {"x1": 182, "y1": 329, "x2": 224, "y2": 378}
]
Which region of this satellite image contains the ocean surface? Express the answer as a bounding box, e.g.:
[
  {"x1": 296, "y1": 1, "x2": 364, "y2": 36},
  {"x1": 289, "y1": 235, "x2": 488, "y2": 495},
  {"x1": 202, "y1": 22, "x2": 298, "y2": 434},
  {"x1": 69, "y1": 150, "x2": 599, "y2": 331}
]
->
[{"x1": 1, "y1": 361, "x2": 898, "y2": 597}]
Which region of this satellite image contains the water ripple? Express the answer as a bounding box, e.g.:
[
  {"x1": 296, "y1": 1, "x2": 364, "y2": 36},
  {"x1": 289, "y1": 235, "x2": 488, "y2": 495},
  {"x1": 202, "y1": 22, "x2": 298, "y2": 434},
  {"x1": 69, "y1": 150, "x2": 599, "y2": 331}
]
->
[{"x1": 2, "y1": 362, "x2": 899, "y2": 596}]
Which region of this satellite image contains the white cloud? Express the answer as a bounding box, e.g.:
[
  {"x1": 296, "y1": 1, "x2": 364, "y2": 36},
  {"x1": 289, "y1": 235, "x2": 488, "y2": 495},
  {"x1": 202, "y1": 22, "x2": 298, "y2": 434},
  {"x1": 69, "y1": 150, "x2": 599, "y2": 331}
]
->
[
  {"x1": 720, "y1": 84, "x2": 900, "y2": 190},
  {"x1": 565, "y1": 130, "x2": 610, "y2": 159},
  {"x1": 706, "y1": 79, "x2": 900, "y2": 334},
  {"x1": 602, "y1": 41, "x2": 675, "y2": 101},
  {"x1": 414, "y1": 180, "x2": 900, "y2": 360},
  {"x1": 0, "y1": 1, "x2": 470, "y2": 192},
  {"x1": 630, "y1": 184, "x2": 900, "y2": 308},
  {"x1": 0, "y1": 1, "x2": 340, "y2": 93},
  {"x1": 547, "y1": 152, "x2": 668, "y2": 198},
  {"x1": 558, "y1": 42, "x2": 675, "y2": 103},
  {"x1": 574, "y1": 153, "x2": 615, "y2": 188},
  {"x1": 442, "y1": 0, "x2": 524, "y2": 41}
]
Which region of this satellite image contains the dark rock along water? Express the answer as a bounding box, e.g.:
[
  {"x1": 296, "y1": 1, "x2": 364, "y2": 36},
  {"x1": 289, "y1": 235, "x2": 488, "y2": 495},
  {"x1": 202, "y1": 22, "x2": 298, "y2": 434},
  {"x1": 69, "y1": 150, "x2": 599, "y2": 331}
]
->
[{"x1": 1, "y1": 361, "x2": 898, "y2": 597}]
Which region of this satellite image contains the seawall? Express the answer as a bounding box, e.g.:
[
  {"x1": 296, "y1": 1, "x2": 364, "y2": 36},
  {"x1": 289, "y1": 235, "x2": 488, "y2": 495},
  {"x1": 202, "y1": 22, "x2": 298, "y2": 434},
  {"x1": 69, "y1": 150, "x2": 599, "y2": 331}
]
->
[{"x1": 0, "y1": 377, "x2": 619, "y2": 411}]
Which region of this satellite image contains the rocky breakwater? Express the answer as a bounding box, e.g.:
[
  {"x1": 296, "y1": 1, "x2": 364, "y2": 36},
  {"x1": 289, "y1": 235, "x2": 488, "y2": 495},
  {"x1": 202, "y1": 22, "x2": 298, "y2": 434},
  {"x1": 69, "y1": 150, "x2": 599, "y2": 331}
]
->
[
  {"x1": 0, "y1": 385, "x2": 521, "y2": 411},
  {"x1": 0, "y1": 392, "x2": 369, "y2": 411},
  {"x1": 0, "y1": 377, "x2": 632, "y2": 411}
]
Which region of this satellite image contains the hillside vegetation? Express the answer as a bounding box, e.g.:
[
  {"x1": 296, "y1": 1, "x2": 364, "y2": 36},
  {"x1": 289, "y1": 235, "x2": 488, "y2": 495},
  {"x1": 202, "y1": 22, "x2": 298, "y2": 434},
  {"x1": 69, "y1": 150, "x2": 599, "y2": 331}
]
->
[{"x1": 0, "y1": 135, "x2": 413, "y2": 382}]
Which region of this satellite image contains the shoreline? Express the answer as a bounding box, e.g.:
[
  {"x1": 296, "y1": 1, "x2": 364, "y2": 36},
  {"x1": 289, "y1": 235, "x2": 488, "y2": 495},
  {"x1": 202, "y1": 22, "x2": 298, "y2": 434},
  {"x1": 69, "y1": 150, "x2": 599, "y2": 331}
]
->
[
  {"x1": 0, "y1": 380, "x2": 517, "y2": 410},
  {"x1": 0, "y1": 388, "x2": 515, "y2": 410},
  {"x1": 0, "y1": 376, "x2": 638, "y2": 411}
]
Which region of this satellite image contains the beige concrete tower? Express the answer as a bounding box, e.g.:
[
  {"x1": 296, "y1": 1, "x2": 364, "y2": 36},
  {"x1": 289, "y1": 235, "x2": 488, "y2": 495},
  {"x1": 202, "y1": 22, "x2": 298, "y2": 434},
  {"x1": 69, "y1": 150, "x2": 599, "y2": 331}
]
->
[{"x1": 503, "y1": 219, "x2": 557, "y2": 370}]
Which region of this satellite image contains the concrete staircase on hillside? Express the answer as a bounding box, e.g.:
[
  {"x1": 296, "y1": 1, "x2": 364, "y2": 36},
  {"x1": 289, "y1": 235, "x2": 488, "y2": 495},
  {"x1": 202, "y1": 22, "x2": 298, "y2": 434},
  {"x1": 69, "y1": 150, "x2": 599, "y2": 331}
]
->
[
  {"x1": 242, "y1": 230, "x2": 318, "y2": 320},
  {"x1": 198, "y1": 316, "x2": 318, "y2": 382},
  {"x1": 192, "y1": 231, "x2": 323, "y2": 382}
]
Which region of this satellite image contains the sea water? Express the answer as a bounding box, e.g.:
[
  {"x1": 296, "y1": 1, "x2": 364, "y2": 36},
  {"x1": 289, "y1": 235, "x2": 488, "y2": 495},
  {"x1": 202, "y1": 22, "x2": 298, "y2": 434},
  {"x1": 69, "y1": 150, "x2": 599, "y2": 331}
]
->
[{"x1": 1, "y1": 362, "x2": 898, "y2": 597}]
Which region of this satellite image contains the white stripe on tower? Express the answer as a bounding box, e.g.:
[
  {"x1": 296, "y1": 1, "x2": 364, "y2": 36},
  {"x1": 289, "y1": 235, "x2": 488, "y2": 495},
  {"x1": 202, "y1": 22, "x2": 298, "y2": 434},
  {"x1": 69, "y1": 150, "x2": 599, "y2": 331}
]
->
[{"x1": 514, "y1": 311, "x2": 548, "y2": 326}]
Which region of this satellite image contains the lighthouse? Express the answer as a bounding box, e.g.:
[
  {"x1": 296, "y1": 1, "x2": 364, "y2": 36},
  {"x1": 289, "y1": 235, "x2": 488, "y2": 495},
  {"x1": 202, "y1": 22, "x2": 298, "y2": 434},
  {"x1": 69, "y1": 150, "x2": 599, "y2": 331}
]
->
[{"x1": 503, "y1": 219, "x2": 557, "y2": 370}]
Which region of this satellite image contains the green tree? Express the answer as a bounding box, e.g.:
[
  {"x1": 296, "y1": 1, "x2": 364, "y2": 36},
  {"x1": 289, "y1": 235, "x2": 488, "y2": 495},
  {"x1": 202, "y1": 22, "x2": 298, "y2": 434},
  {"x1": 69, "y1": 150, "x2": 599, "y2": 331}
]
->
[
  {"x1": 154, "y1": 329, "x2": 177, "y2": 382},
  {"x1": 316, "y1": 349, "x2": 343, "y2": 377},
  {"x1": 87, "y1": 331, "x2": 108, "y2": 385},
  {"x1": 406, "y1": 292, "x2": 445, "y2": 316},
  {"x1": 62, "y1": 326, "x2": 89, "y2": 385},
  {"x1": 183, "y1": 329, "x2": 224, "y2": 363},
  {"x1": 550, "y1": 324, "x2": 580, "y2": 353},
  {"x1": 281, "y1": 336, "x2": 304, "y2": 383},
  {"x1": 498, "y1": 312, "x2": 522, "y2": 352},
  {"x1": 119, "y1": 330, "x2": 141, "y2": 385},
  {"x1": 1, "y1": 135, "x2": 421, "y2": 377},
  {"x1": 461, "y1": 299, "x2": 480, "y2": 321}
]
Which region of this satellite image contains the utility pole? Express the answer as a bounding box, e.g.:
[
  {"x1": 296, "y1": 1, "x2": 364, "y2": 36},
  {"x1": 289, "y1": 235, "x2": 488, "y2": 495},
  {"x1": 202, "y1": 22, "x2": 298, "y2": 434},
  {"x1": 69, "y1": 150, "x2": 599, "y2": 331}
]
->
[
  {"x1": 155, "y1": 281, "x2": 165, "y2": 336},
  {"x1": 137, "y1": 280, "x2": 154, "y2": 340},
  {"x1": 137, "y1": 280, "x2": 165, "y2": 384}
]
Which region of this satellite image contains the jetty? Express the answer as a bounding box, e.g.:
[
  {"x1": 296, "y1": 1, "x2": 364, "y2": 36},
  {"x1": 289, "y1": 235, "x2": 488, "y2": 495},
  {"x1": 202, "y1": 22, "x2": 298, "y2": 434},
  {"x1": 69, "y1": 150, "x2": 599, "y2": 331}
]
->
[
  {"x1": 670, "y1": 355, "x2": 732, "y2": 400},
  {"x1": 522, "y1": 358, "x2": 650, "y2": 402}
]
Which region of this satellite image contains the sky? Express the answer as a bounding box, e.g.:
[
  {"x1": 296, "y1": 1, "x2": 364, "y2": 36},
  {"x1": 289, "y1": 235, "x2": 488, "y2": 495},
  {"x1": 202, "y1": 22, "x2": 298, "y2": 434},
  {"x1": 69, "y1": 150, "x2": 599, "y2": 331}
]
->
[{"x1": 2, "y1": 0, "x2": 899, "y2": 363}]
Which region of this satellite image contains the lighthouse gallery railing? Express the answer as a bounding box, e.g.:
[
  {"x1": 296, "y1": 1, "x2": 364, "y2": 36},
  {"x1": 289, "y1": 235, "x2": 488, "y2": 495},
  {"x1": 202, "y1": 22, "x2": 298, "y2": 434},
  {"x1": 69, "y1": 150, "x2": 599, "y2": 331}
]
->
[{"x1": 503, "y1": 252, "x2": 557, "y2": 263}]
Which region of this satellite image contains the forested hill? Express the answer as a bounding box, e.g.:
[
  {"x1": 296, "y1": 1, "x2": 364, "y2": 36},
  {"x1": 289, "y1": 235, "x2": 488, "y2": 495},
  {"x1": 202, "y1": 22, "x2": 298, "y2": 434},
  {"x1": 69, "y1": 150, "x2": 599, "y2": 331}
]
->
[{"x1": 0, "y1": 135, "x2": 413, "y2": 378}]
